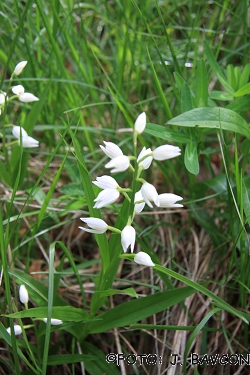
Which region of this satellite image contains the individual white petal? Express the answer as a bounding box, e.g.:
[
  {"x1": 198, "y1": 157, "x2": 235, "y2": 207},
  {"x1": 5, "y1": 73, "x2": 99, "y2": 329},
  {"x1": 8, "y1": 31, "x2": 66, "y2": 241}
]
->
[
  {"x1": 137, "y1": 147, "x2": 153, "y2": 170},
  {"x1": 12, "y1": 85, "x2": 25, "y2": 95},
  {"x1": 43, "y1": 318, "x2": 63, "y2": 326},
  {"x1": 12, "y1": 125, "x2": 28, "y2": 139},
  {"x1": 134, "y1": 252, "x2": 155, "y2": 267},
  {"x1": 121, "y1": 225, "x2": 136, "y2": 253},
  {"x1": 79, "y1": 217, "x2": 108, "y2": 234},
  {"x1": 19, "y1": 284, "x2": 29, "y2": 304},
  {"x1": 93, "y1": 188, "x2": 120, "y2": 208},
  {"x1": 134, "y1": 190, "x2": 145, "y2": 213},
  {"x1": 158, "y1": 193, "x2": 183, "y2": 208},
  {"x1": 93, "y1": 175, "x2": 118, "y2": 190},
  {"x1": 13, "y1": 61, "x2": 28, "y2": 76},
  {"x1": 134, "y1": 112, "x2": 146, "y2": 134},
  {"x1": 18, "y1": 135, "x2": 39, "y2": 148},
  {"x1": 19, "y1": 93, "x2": 39, "y2": 102},
  {"x1": 105, "y1": 155, "x2": 130, "y2": 173},
  {"x1": 0, "y1": 92, "x2": 7, "y2": 105},
  {"x1": 6, "y1": 325, "x2": 22, "y2": 336},
  {"x1": 100, "y1": 141, "x2": 123, "y2": 159},
  {"x1": 141, "y1": 182, "x2": 159, "y2": 208},
  {"x1": 153, "y1": 145, "x2": 181, "y2": 160}
]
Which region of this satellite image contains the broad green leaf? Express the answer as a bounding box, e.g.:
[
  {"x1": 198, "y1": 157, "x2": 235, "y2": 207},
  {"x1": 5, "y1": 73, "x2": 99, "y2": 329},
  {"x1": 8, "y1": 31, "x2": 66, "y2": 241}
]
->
[
  {"x1": 96, "y1": 288, "x2": 138, "y2": 298},
  {"x1": 145, "y1": 123, "x2": 190, "y2": 143},
  {"x1": 6, "y1": 306, "x2": 92, "y2": 322},
  {"x1": 203, "y1": 41, "x2": 235, "y2": 95},
  {"x1": 196, "y1": 59, "x2": 208, "y2": 107},
  {"x1": 181, "y1": 82, "x2": 194, "y2": 112},
  {"x1": 184, "y1": 141, "x2": 199, "y2": 175},
  {"x1": 88, "y1": 286, "x2": 195, "y2": 334},
  {"x1": 209, "y1": 91, "x2": 234, "y2": 101},
  {"x1": 234, "y1": 82, "x2": 250, "y2": 97},
  {"x1": 167, "y1": 107, "x2": 250, "y2": 139}
]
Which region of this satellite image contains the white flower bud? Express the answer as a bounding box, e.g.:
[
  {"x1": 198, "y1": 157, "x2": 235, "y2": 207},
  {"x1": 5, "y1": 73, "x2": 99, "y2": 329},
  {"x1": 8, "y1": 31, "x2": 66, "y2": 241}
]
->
[
  {"x1": 134, "y1": 252, "x2": 155, "y2": 267},
  {"x1": 43, "y1": 318, "x2": 63, "y2": 325},
  {"x1": 6, "y1": 325, "x2": 22, "y2": 336},
  {"x1": 19, "y1": 284, "x2": 29, "y2": 304},
  {"x1": 13, "y1": 61, "x2": 28, "y2": 76},
  {"x1": 134, "y1": 112, "x2": 146, "y2": 134}
]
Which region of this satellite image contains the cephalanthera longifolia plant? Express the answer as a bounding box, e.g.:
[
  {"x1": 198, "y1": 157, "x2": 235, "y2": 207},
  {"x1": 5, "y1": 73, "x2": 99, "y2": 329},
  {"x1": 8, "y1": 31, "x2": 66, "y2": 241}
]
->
[
  {"x1": 78, "y1": 112, "x2": 183, "y2": 264},
  {"x1": 0, "y1": 61, "x2": 39, "y2": 187}
]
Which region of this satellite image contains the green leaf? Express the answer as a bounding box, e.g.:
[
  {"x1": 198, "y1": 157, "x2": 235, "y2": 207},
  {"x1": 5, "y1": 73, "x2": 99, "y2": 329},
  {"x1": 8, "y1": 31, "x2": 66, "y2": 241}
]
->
[
  {"x1": 184, "y1": 141, "x2": 199, "y2": 175},
  {"x1": 239, "y1": 64, "x2": 250, "y2": 88},
  {"x1": 81, "y1": 342, "x2": 121, "y2": 375},
  {"x1": 174, "y1": 71, "x2": 186, "y2": 91},
  {"x1": 87, "y1": 286, "x2": 195, "y2": 334},
  {"x1": 5, "y1": 306, "x2": 92, "y2": 322},
  {"x1": 47, "y1": 354, "x2": 96, "y2": 365},
  {"x1": 226, "y1": 96, "x2": 250, "y2": 112},
  {"x1": 209, "y1": 91, "x2": 234, "y2": 101},
  {"x1": 96, "y1": 288, "x2": 138, "y2": 298},
  {"x1": 203, "y1": 41, "x2": 235, "y2": 95},
  {"x1": 227, "y1": 64, "x2": 237, "y2": 91},
  {"x1": 181, "y1": 82, "x2": 194, "y2": 112},
  {"x1": 234, "y1": 82, "x2": 250, "y2": 98},
  {"x1": 196, "y1": 59, "x2": 208, "y2": 107},
  {"x1": 242, "y1": 177, "x2": 250, "y2": 223},
  {"x1": 145, "y1": 123, "x2": 190, "y2": 143},
  {"x1": 167, "y1": 107, "x2": 250, "y2": 139}
]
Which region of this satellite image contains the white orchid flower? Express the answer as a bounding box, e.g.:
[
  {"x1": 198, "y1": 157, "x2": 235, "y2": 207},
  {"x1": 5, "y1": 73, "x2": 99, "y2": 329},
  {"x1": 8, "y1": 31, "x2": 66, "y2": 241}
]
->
[
  {"x1": 79, "y1": 217, "x2": 108, "y2": 234},
  {"x1": 93, "y1": 188, "x2": 120, "y2": 208},
  {"x1": 158, "y1": 193, "x2": 183, "y2": 208},
  {"x1": 121, "y1": 225, "x2": 136, "y2": 253},
  {"x1": 152, "y1": 145, "x2": 181, "y2": 160},
  {"x1": 141, "y1": 182, "x2": 159, "y2": 208},
  {"x1": 137, "y1": 147, "x2": 153, "y2": 170},
  {"x1": 100, "y1": 141, "x2": 123, "y2": 159},
  {"x1": 12, "y1": 85, "x2": 39, "y2": 102},
  {"x1": 105, "y1": 155, "x2": 130, "y2": 173}
]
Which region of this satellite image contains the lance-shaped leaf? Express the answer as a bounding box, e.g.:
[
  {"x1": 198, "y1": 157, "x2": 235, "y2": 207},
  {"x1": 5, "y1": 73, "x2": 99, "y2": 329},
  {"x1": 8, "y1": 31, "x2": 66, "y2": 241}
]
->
[{"x1": 168, "y1": 107, "x2": 250, "y2": 139}]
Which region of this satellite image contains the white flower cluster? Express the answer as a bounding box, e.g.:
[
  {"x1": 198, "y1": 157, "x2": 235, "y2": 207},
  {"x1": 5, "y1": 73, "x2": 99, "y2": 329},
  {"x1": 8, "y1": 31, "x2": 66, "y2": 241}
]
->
[
  {"x1": 79, "y1": 113, "x2": 184, "y2": 267},
  {"x1": 0, "y1": 61, "x2": 39, "y2": 147}
]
